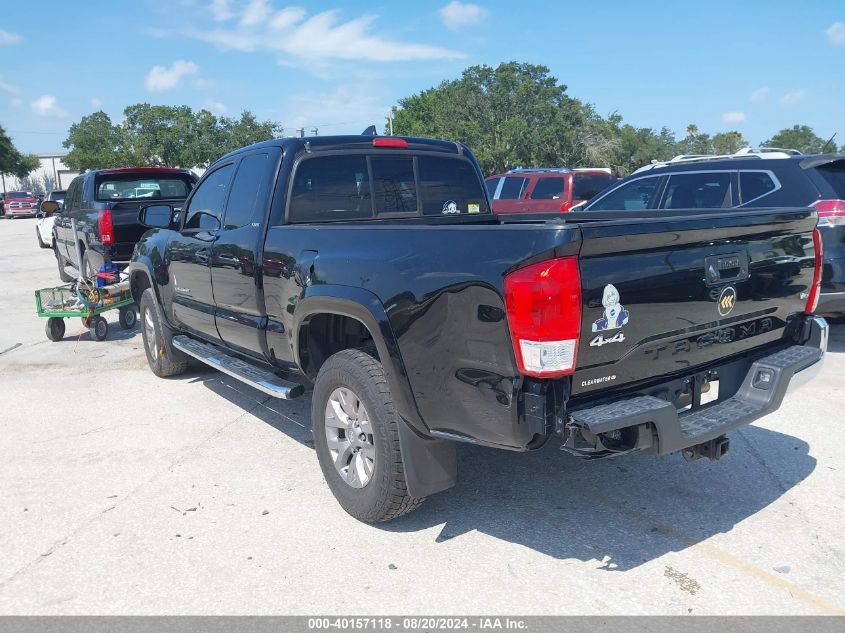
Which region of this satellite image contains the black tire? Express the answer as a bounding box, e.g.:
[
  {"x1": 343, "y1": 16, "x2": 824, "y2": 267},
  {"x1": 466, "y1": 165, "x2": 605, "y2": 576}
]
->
[
  {"x1": 82, "y1": 249, "x2": 97, "y2": 281},
  {"x1": 45, "y1": 318, "x2": 65, "y2": 342},
  {"x1": 312, "y1": 348, "x2": 424, "y2": 523},
  {"x1": 89, "y1": 316, "x2": 108, "y2": 341},
  {"x1": 118, "y1": 306, "x2": 137, "y2": 330},
  {"x1": 36, "y1": 228, "x2": 49, "y2": 249},
  {"x1": 139, "y1": 287, "x2": 188, "y2": 377},
  {"x1": 54, "y1": 244, "x2": 74, "y2": 282}
]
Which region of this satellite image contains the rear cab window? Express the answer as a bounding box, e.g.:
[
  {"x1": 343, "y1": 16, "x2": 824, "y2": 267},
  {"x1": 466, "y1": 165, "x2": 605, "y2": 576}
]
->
[
  {"x1": 288, "y1": 153, "x2": 490, "y2": 222},
  {"x1": 95, "y1": 174, "x2": 193, "y2": 201}
]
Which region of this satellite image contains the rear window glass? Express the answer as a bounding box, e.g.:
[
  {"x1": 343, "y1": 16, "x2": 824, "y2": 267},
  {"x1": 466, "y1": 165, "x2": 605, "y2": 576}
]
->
[
  {"x1": 96, "y1": 176, "x2": 191, "y2": 201},
  {"x1": 530, "y1": 177, "x2": 565, "y2": 200},
  {"x1": 498, "y1": 176, "x2": 528, "y2": 200},
  {"x1": 418, "y1": 156, "x2": 489, "y2": 216},
  {"x1": 573, "y1": 174, "x2": 613, "y2": 200},
  {"x1": 372, "y1": 157, "x2": 417, "y2": 215},
  {"x1": 814, "y1": 162, "x2": 845, "y2": 198},
  {"x1": 289, "y1": 156, "x2": 371, "y2": 222},
  {"x1": 661, "y1": 172, "x2": 731, "y2": 209},
  {"x1": 587, "y1": 177, "x2": 661, "y2": 211},
  {"x1": 740, "y1": 172, "x2": 777, "y2": 203},
  {"x1": 49, "y1": 191, "x2": 66, "y2": 202}
]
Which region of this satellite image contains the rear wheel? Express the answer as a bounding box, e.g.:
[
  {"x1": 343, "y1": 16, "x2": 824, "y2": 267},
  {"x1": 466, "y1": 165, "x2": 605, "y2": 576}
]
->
[
  {"x1": 45, "y1": 318, "x2": 65, "y2": 342},
  {"x1": 54, "y1": 244, "x2": 73, "y2": 282},
  {"x1": 139, "y1": 288, "x2": 188, "y2": 377},
  {"x1": 312, "y1": 348, "x2": 424, "y2": 523},
  {"x1": 89, "y1": 316, "x2": 108, "y2": 341}
]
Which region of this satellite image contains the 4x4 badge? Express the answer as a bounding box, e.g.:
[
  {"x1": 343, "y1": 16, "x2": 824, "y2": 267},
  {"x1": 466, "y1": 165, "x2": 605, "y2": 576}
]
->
[{"x1": 718, "y1": 286, "x2": 737, "y2": 316}]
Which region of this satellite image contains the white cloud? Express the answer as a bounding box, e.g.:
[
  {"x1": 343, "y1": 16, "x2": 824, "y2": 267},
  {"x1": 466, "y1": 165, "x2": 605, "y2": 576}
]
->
[
  {"x1": 241, "y1": 0, "x2": 271, "y2": 26},
  {"x1": 0, "y1": 29, "x2": 22, "y2": 45},
  {"x1": 439, "y1": 1, "x2": 486, "y2": 29},
  {"x1": 203, "y1": 99, "x2": 228, "y2": 114},
  {"x1": 0, "y1": 76, "x2": 18, "y2": 95},
  {"x1": 31, "y1": 95, "x2": 68, "y2": 118},
  {"x1": 90, "y1": 97, "x2": 103, "y2": 109},
  {"x1": 145, "y1": 60, "x2": 199, "y2": 92},
  {"x1": 186, "y1": 7, "x2": 463, "y2": 63},
  {"x1": 721, "y1": 111, "x2": 746, "y2": 124},
  {"x1": 748, "y1": 86, "x2": 769, "y2": 103},
  {"x1": 283, "y1": 84, "x2": 389, "y2": 134},
  {"x1": 210, "y1": 0, "x2": 233, "y2": 21},
  {"x1": 781, "y1": 90, "x2": 806, "y2": 105},
  {"x1": 825, "y1": 22, "x2": 845, "y2": 46}
]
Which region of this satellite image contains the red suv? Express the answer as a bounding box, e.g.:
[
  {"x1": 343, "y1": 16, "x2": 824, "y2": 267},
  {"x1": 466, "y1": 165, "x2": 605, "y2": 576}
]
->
[
  {"x1": 3, "y1": 191, "x2": 40, "y2": 218},
  {"x1": 485, "y1": 168, "x2": 615, "y2": 214}
]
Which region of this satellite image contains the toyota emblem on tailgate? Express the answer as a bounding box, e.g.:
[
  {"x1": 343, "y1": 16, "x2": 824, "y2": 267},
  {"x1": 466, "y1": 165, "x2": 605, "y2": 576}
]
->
[{"x1": 718, "y1": 286, "x2": 737, "y2": 316}]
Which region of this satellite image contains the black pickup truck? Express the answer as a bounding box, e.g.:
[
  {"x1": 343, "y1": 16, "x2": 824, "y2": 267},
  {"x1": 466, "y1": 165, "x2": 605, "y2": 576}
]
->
[
  {"x1": 51, "y1": 167, "x2": 197, "y2": 282},
  {"x1": 128, "y1": 135, "x2": 828, "y2": 523}
]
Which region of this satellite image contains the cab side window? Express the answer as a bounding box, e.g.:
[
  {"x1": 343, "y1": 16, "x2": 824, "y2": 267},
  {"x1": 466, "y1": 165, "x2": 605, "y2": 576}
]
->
[
  {"x1": 222, "y1": 154, "x2": 270, "y2": 230},
  {"x1": 183, "y1": 163, "x2": 235, "y2": 230},
  {"x1": 64, "y1": 177, "x2": 83, "y2": 214}
]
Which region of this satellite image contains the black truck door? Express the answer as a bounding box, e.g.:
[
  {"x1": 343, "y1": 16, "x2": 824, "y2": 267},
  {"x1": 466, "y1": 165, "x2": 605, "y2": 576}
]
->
[
  {"x1": 211, "y1": 150, "x2": 277, "y2": 357},
  {"x1": 169, "y1": 162, "x2": 235, "y2": 341}
]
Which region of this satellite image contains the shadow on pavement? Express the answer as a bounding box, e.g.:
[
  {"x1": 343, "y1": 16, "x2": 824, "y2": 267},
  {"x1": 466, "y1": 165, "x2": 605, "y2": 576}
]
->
[
  {"x1": 826, "y1": 322, "x2": 845, "y2": 353},
  {"x1": 192, "y1": 369, "x2": 815, "y2": 571}
]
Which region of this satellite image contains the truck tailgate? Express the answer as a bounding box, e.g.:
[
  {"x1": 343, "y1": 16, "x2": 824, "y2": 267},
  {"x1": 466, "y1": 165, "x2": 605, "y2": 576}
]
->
[
  {"x1": 572, "y1": 208, "x2": 818, "y2": 397},
  {"x1": 109, "y1": 200, "x2": 182, "y2": 261}
]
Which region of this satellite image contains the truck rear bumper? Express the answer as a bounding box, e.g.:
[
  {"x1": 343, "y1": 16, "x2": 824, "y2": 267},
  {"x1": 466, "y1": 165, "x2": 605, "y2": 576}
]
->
[{"x1": 565, "y1": 317, "x2": 828, "y2": 457}]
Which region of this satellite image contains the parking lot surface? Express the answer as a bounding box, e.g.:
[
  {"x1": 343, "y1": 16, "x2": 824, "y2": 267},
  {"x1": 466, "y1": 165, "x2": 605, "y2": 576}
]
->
[{"x1": 0, "y1": 217, "x2": 844, "y2": 615}]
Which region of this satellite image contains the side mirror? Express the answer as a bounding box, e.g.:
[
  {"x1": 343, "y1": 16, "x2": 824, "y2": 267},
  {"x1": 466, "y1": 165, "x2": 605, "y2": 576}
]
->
[
  {"x1": 139, "y1": 204, "x2": 176, "y2": 229},
  {"x1": 40, "y1": 201, "x2": 60, "y2": 216},
  {"x1": 187, "y1": 211, "x2": 222, "y2": 241}
]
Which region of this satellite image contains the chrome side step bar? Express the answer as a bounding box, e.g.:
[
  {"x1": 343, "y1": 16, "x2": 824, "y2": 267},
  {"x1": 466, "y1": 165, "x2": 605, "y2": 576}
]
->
[{"x1": 172, "y1": 335, "x2": 304, "y2": 399}]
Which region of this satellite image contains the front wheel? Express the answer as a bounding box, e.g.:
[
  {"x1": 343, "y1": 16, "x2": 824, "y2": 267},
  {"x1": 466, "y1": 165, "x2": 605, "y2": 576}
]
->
[
  {"x1": 54, "y1": 245, "x2": 73, "y2": 282},
  {"x1": 89, "y1": 315, "x2": 108, "y2": 341},
  {"x1": 45, "y1": 317, "x2": 65, "y2": 342},
  {"x1": 312, "y1": 349, "x2": 424, "y2": 523},
  {"x1": 118, "y1": 307, "x2": 137, "y2": 330}
]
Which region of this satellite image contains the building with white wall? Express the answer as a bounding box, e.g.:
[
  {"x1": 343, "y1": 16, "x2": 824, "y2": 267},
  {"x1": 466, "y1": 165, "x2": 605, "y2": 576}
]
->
[{"x1": 1, "y1": 153, "x2": 79, "y2": 193}]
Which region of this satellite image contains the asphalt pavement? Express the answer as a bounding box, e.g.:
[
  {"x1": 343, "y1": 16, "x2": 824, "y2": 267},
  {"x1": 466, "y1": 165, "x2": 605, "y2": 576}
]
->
[{"x1": 0, "y1": 217, "x2": 843, "y2": 615}]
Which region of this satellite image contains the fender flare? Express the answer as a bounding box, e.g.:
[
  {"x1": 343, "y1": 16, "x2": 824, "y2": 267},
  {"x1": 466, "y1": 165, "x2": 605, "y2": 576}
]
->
[{"x1": 294, "y1": 286, "x2": 456, "y2": 498}]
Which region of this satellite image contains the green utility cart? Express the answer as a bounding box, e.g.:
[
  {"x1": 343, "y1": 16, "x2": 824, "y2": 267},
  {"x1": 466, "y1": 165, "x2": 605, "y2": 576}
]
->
[{"x1": 35, "y1": 281, "x2": 136, "y2": 342}]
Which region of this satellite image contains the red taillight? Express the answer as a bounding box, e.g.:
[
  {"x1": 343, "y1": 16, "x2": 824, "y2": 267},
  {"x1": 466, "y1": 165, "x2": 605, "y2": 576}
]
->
[
  {"x1": 99, "y1": 209, "x2": 114, "y2": 245},
  {"x1": 503, "y1": 257, "x2": 582, "y2": 378},
  {"x1": 805, "y1": 228, "x2": 823, "y2": 314},
  {"x1": 560, "y1": 200, "x2": 573, "y2": 212},
  {"x1": 812, "y1": 199, "x2": 845, "y2": 227},
  {"x1": 372, "y1": 137, "x2": 408, "y2": 148}
]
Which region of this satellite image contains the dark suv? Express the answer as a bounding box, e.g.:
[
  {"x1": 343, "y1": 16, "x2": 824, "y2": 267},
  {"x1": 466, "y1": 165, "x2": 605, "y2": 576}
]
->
[{"x1": 579, "y1": 149, "x2": 845, "y2": 316}]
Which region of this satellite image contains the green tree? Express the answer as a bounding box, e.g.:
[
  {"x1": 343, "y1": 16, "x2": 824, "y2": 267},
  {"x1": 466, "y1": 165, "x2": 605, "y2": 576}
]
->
[
  {"x1": 392, "y1": 62, "x2": 598, "y2": 174},
  {"x1": 63, "y1": 105, "x2": 282, "y2": 170},
  {"x1": 0, "y1": 124, "x2": 39, "y2": 178},
  {"x1": 764, "y1": 125, "x2": 826, "y2": 154},
  {"x1": 62, "y1": 111, "x2": 126, "y2": 171},
  {"x1": 218, "y1": 111, "x2": 283, "y2": 157},
  {"x1": 711, "y1": 131, "x2": 747, "y2": 155}
]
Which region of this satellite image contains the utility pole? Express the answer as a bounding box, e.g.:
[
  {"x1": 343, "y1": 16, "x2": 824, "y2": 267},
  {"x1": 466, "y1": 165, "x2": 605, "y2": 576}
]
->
[
  {"x1": 297, "y1": 128, "x2": 305, "y2": 138},
  {"x1": 311, "y1": 128, "x2": 318, "y2": 136},
  {"x1": 386, "y1": 106, "x2": 397, "y2": 136}
]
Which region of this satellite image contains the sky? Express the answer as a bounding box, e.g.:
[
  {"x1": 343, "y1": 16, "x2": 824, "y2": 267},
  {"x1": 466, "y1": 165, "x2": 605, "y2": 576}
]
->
[{"x1": 0, "y1": 0, "x2": 843, "y2": 154}]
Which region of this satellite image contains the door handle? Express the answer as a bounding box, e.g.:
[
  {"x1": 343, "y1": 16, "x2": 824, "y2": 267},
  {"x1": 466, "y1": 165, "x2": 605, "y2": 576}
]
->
[{"x1": 704, "y1": 252, "x2": 749, "y2": 286}]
